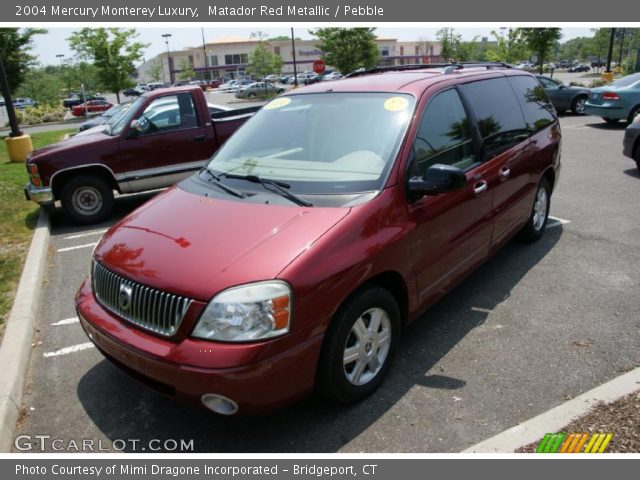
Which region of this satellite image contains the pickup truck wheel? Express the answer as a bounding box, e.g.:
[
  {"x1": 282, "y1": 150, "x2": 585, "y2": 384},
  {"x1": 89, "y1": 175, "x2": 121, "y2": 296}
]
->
[
  {"x1": 316, "y1": 286, "x2": 400, "y2": 404},
  {"x1": 61, "y1": 175, "x2": 114, "y2": 224},
  {"x1": 519, "y1": 177, "x2": 551, "y2": 243},
  {"x1": 571, "y1": 95, "x2": 587, "y2": 115}
]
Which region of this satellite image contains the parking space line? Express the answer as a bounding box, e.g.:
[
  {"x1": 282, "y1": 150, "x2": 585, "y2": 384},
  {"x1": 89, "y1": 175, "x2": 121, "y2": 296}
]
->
[
  {"x1": 50, "y1": 317, "x2": 79, "y2": 326},
  {"x1": 547, "y1": 216, "x2": 571, "y2": 229},
  {"x1": 43, "y1": 342, "x2": 95, "y2": 358},
  {"x1": 64, "y1": 229, "x2": 107, "y2": 240},
  {"x1": 57, "y1": 243, "x2": 98, "y2": 253}
]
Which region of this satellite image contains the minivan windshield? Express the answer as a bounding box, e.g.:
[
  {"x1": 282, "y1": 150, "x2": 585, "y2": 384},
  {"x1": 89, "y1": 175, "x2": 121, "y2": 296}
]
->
[{"x1": 207, "y1": 92, "x2": 415, "y2": 195}]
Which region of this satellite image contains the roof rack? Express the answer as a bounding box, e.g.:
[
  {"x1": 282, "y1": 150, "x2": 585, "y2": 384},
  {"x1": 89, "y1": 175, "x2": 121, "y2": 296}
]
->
[{"x1": 344, "y1": 62, "x2": 512, "y2": 78}]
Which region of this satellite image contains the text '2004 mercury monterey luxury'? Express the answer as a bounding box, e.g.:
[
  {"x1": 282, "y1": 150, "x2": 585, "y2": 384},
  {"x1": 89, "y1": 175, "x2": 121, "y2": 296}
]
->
[{"x1": 76, "y1": 63, "x2": 561, "y2": 415}]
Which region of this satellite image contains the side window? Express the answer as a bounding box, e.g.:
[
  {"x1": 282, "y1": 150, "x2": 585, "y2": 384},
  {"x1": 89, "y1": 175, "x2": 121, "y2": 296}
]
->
[
  {"x1": 537, "y1": 77, "x2": 558, "y2": 89},
  {"x1": 508, "y1": 76, "x2": 556, "y2": 133},
  {"x1": 411, "y1": 88, "x2": 476, "y2": 176},
  {"x1": 136, "y1": 93, "x2": 199, "y2": 135},
  {"x1": 459, "y1": 78, "x2": 529, "y2": 159}
]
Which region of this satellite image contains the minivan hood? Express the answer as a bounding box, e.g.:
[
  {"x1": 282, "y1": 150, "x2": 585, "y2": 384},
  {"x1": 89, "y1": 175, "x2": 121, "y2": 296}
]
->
[{"x1": 94, "y1": 187, "x2": 350, "y2": 301}]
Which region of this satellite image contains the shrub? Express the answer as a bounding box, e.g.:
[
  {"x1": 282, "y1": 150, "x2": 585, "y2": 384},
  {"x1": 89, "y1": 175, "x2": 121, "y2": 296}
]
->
[{"x1": 8, "y1": 105, "x2": 67, "y2": 126}]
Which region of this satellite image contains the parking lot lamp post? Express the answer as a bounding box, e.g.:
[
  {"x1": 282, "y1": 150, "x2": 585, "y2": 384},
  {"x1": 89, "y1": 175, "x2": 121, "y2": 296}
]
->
[
  {"x1": 603, "y1": 28, "x2": 616, "y2": 83},
  {"x1": 0, "y1": 57, "x2": 32, "y2": 162},
  {"x1": 291, "y1": 28, "x2": 298, "y2": 87},
  {"x1": 162, "y1": 33, "x2": 173, "y2": 84}
]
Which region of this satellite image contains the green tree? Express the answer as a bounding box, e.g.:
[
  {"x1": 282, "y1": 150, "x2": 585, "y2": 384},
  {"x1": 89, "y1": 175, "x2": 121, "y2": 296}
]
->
[
  {"x1": 15, "y1": 67, "x2": 63, "y2": 106},
  {"x1": 68, "y1": 28, "x2": 148, "y2": 103},
  {"x1": 436, "y1": 28, "x2": 480, "y2": 62},
  {"x1": 245, "y1": 32, "x2": 283, "y2": 80},
  {"x1": 0, "y1": 28, "x2": 46, "y2": 95},
  {"x1": 177, "y1": 59, "x2": 195, "y2": 81},
  {"x1": 310, "y1": 28, "x2": 379, "y2": 74},
  {"x1": 486, "y1": 29, "x2": 527, "y2": 64},
  {"x1": 147, "y1": 59, "x2": 163, "y2": 83},
  {"x1": 518, "y1": 28, "x2": 562, "y2": 74}
]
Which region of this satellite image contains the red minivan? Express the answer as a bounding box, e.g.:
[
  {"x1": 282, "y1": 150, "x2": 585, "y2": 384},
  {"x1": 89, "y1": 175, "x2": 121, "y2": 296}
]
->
[{"x1": 76, "y1": 64, "x2": 561, "y2": 415}]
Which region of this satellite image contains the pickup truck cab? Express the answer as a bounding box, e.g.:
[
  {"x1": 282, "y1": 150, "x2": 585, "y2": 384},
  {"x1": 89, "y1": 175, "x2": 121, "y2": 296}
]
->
[{"x1": 25, "y1": 86, "x2": 257, "y2": 224}]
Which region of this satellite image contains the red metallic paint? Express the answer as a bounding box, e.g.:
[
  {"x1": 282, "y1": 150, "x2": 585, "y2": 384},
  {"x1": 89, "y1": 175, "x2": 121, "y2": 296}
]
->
[{"x1": 76, "y1": 69, "x2": 561, "y2": 413}]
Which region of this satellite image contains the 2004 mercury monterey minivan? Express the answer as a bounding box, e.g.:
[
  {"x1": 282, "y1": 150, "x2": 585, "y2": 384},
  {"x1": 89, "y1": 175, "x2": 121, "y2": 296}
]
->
[{"x1": 76, "y1": 63, "x2": 561, "y2": 415}]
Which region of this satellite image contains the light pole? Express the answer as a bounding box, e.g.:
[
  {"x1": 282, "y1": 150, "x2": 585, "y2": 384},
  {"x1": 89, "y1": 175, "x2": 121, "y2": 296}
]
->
[
  {"x1": 162, "y1": 33, "x2": 173, "y2": 84},
  {"x1": 291, "y1": 28, "x2": 298, "y2": 87},
  {"x1": 56, "y1": 54, "x2": 64, "y2": 64}
]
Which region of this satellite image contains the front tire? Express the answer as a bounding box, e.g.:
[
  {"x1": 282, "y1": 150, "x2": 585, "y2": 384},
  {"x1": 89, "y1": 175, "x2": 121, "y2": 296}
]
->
[
  {"x1": 61, "y1": 175, "x2": 114, "y2": 225},
  {"x1": 519, "y1": 177, "x2": 551, "y2": 243},
  {"x1": 316, "y1": 286, "x2": 401, "y2": 404},
  {"x1": 628, "y1": 105, "x2": 640, "y2": 125}
]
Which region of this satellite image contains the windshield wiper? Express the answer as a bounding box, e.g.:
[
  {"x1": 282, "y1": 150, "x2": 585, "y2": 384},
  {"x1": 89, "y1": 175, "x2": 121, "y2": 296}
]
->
[
  {"x1": 199, "y1": 168, "x2": 247, "y2": 199},
  {"x1": 222, "y1": 173, "x2": 313, "y2": 207}
]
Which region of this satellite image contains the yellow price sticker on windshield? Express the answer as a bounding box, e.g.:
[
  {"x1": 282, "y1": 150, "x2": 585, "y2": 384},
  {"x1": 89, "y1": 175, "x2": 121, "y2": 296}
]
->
[
  {"x1": 264, "y1": 97, "x2": 292, "y2": 110},
  {"x1": 384, "y1": 96, "x2": 409, "y2": 112}
]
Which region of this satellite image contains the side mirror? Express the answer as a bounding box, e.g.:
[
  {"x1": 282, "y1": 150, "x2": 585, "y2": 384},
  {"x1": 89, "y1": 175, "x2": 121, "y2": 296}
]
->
[
  {"x1": 407, "y1": 164, "x2": 467, "y2": 196},
  {"x1": 127, "y1": 119, "x2": 141, "y2": 138}
]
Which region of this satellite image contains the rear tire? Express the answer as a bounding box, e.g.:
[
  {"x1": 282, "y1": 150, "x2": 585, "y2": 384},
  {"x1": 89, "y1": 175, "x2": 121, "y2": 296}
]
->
[
  {"x1": 519, "y1": 177, "x2": 551, "y2": 243},
  {"x1": 316, "y1": 286, "x2": 401, "y2": 404},
  {"x1": 603, "y1": 117, "x2": 619, "y2": 124},
  {"x1": 571, "y1": 95, "x2": 587, "y2": 115},
  {"x1": 61, "y1": 175, "x2": 114, "y2": 225}
]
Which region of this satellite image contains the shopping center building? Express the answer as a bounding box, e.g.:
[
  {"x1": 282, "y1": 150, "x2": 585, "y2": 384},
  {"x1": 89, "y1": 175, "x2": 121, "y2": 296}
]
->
[{"x1": 137, "y1": 35, "x2": 443, "y2": 83}]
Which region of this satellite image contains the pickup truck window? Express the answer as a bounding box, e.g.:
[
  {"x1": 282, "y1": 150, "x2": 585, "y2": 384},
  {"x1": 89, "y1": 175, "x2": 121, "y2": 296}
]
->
[
  {"x1": 137, "y1": 93, "x2": 199, "y2": 135},
  {"x1": 207, "y1": 92, "x2": 415, "y2": 195},
  {"x1": 108, "y1": 96, "x2": 145, "y2": 136}
]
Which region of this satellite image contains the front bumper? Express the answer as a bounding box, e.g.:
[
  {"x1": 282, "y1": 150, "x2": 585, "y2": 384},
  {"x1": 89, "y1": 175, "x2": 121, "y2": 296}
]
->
[
  {"x1": 75, "y1": 278, "x2": 323, "y2": 414},
  {"x1": 24, "y1": 182, "x2": 53, "y2": 205},
  {"x1": 623, "y1": 123, "x2": 640, "y2": 159}
]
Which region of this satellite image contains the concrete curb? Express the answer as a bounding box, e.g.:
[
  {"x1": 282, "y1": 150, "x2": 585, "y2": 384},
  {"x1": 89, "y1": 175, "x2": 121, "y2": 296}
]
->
[
  {"x1": 0, "y1": 211, "x2": 50, "y2": 453},
  {"x1": 463, "y1": 367, "x2": 640, "y2": 452}
]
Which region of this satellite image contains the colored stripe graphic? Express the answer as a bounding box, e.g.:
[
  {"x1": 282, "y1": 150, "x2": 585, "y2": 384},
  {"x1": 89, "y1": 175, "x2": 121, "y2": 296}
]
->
[{"x1": 537, "y1": 433, "x2": 613, "y2": 453}]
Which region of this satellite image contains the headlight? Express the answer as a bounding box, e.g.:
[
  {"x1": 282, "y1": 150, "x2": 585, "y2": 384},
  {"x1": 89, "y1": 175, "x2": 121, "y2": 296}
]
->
[{"x1": 192, "y1": 281, "x2": 291, "y2": 342}]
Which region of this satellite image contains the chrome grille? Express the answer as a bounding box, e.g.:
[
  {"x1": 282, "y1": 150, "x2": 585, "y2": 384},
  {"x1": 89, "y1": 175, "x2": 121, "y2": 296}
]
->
[{"x1": 92, "y1": 261, "x2": 191, "y2": 336}]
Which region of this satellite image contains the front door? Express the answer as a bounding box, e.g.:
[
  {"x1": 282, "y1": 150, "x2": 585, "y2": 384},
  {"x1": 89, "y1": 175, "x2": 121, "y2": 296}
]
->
[
  {"x1": 118, "y1": 92, "x2": 213, "y2": 192},
  {"x1": 407, "y1": 88, "x2": 498, "y2": 308}
]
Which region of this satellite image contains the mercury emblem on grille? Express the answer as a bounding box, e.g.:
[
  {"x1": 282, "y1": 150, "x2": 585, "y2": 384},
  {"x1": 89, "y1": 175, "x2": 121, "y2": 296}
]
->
[{"x1": 118, "y1": 284, "x2": 133, "y2": 311}]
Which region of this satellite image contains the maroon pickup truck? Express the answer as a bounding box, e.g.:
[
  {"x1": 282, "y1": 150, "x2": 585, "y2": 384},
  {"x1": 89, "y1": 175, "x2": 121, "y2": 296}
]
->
[{"x1": 25, "y1": 86, "x2": 258, "y2": 224}]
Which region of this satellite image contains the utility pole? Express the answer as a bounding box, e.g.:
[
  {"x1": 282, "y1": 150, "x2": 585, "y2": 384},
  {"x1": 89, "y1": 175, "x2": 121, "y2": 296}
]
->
[
  {"x1": 162, "y1": 33, "x2": 173, "y2": 84},
  {"x1": 201, "y1": 28, "x2": 209, "y2": 81}
]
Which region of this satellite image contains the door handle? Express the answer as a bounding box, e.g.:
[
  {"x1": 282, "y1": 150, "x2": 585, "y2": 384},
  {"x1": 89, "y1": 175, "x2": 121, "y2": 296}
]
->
[
  {"x1": 473, "y1": 180, "x2": 488, "y2": 195},
  {"x1": 193, "y1": 135, "x2": 206, "y2": 142},
  {"x1": 499, "y1": 166, "x2": 511, "y2": 178}
]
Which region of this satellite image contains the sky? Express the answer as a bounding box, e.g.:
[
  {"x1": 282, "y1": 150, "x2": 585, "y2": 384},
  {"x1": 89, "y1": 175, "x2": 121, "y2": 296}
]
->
[{"x1": 30, "y1": 27, "x2": 595, "y2": 66}]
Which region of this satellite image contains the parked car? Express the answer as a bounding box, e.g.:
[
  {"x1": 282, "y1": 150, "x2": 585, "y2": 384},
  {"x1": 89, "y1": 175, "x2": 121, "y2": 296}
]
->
[
  {"x1": 74, "y1": 64, "x2": 561, "y2": 415},
  {"x1": 12, "y1": 97, "x2": 38, "y2": 109},
  {"x1": 25, "y1": 86, "x2": 258, "y2": 223},
  {"x1": 77, "y1": 102, "x2": 132, "y2": 132},
  {"x1": 568, "y1": 64, "x2": 590, "y2": 73},
  {"x1": 71, "y1": 100, "x2": 114, "y2": 117},
  {"x1": 123, "y1": 87, "x2": 143, "y2": 97},
  {"x1": 235, "y1": 82, "x2": 285, "y2": 99},
  {"x1": 63, "y1": 93, "x2": 106, "y2": 109},
  {"x1": 622, "y1": 112, "x2": 640, "y2": 172},
  {"x1": 323, "y1": 72, "x2": 343, "y2": 81},
  {"x1": 584, "y1": 72, "x2": 640, "y2": 124},
  {"x1": 536, "y1": 75, "x2": 590, "y2": 114}
]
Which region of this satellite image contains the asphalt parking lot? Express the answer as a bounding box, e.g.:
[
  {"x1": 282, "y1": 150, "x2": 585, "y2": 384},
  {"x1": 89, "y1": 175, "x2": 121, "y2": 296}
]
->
[{"x1": 12, "y1": 113, "x2": 640, "y2": 453}]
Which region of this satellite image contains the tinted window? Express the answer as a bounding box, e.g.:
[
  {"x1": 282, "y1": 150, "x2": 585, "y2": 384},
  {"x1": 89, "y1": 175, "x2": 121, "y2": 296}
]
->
[
  {"x1": 459, "y1": 78, "x2": 529, "y2": 158},
  {"x1": 412, "y1": 89, "x2": 476, "y2": 176},
  {"x1": 508, "y1": 76, "x2": 556, "y2": 132},
  {"x1": 137, "y1": 93, "x2": 199, "y2": 135}
]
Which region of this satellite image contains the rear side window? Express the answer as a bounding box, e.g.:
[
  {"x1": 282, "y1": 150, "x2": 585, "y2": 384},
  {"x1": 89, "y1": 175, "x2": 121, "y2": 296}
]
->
[
  {"x1": 508, "y1": 76, "x2": 556, "y2": 132},
  {"x1": 459, "y1": 78, "x2": 529, "y2": 159},
  {"x1": 411, "y1": 88, "x2": 476, "y2": 175}
]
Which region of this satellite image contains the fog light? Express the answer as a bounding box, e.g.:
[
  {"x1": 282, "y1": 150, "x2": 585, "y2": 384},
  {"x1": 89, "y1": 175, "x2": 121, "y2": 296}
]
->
[{"x1": 201, "y1": 394, "x2": 238, "y2": 415}]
